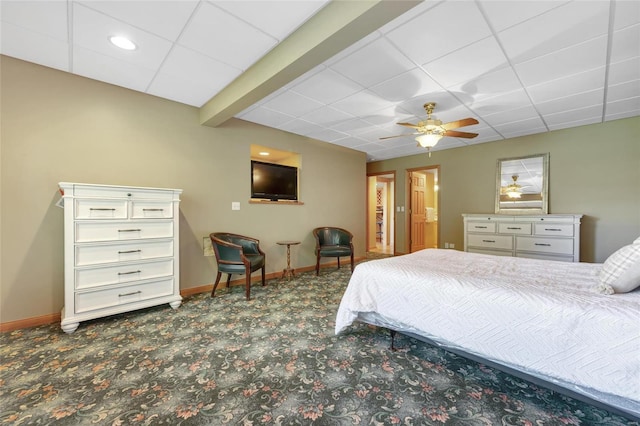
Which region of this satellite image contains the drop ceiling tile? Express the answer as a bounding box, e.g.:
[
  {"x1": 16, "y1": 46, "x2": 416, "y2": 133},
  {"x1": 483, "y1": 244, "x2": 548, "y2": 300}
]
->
[
  {"x1": 1, "y1": 22, "x2": 69, "y2": 71},
  {"x1": 448, "y1": 67, "x2": 523, "y2": 104},
  {"x1": 214, "y1": 1, "x2": 328, "y2": 40},
  {"x1": 73, "y1": 4, "x2": 173, "y2": 69},
  {"x1": 536, "y1": 90, "x2": 604, "y2": 116},
  {"x1": 239, "y1": 106, "x2": 295, "y2": 128},
  {"x1": 1, "y1": 0, "x2": 68, "y2": 40},
  {"x1": 548, "y1": 116, "x2": 601, "y2": 131},
  {"x1": 423, "y1": 37, "x2": 509, "y2": 89},
  {"x1": 468, "y1": 89, "x2": 532, "y2": 116},
  {"x1": 368, "y1": 68, "x2": 442, "y2": 103},
  {"x1": 299, "y1": 106, "x2": 354, "y2": 127},
  {"x1": 77, "y1": 1, "x2": 198, "y2": 41},
  {"x1": 483, "y1": 105, "x2": 541, "y2": 127},
  {"x1": 155, "y1": 45, "x2": 241, "y2": 96},
  {"x1": 498, "y1": 1, "x2": 610, "y2": 64},
  {"x1": 527, "y1": 67, "x2": 605, "y2": 103},
  {"x1": 514, "y1": 36, "x2": 607, "y2": 87},
  {"x1": 330, "y1": 37, "x2": 415, "y2": 88},
  {"x1": 306, "y1": 128, "x2": 349, "y2": 142},
  {"x1": 395, "y1": 92, "x2": 464, "y2": 118},
  {"x1": 276, "y1": 118, "x2": 323, "y2": 136},
  {"x1": 332, "y1": 136, "x2": 372, "y2": 149},
  {"x1": 179, "y1": 2, "x2": 277, "y2": 70},
  {"x1": 543, "y1": 105, "x2": 603, "y2": 126},
  {"x1": 495, "y1": 118, "x2": 547, "y2": 137},
  {"x1": 331, "y1": 90, "x2": 397, "y2": 116},
  {"x1": 610, "y1": 24, "x2": 640, "y2": 63},
  {"x1": 148, "y1": 47, "x2": 242, "y2": 107},
  {"x1": 262, "y1": 91, "x2": 324, "y2": 118},
  {"x1": 362, "y1": 105, "x2": 414, "y2": 127},
  {"x1": 613, "y1": 0, "x2": 640, "y2": 30},
  {"x1": 480, "y1": 0, "x2": 569, "y2": 33},
  {"x1": 147, "y1": 71, "x2": 216, "y2": 107},
  {"x1": 73, "y1": 46, "x2": 156, "y2": 92},
  {"x1": 323, "y1": 32, "x2": 380, "y2": 66},
  {"x1": 291, "y1": 68, "x2": 363, "y2": 104},
  {"x1": 386, "y1": 1, "x2": 490, "y2": 65},
  {"x1": 331, "y1": 118, "x2": 381, "y2": 135},
  {"x1": 605, "y1": 96, "x2": 640, "y2": 119},
  {"x1": 376, "y1": 1, "x2": 437, "y2": 34},
  {"x1": 608, "y1": 80, "x2": 640, "y2": 102},
  {"x1": 608, "y1": 56, "x2": 640, "y2": 85}
]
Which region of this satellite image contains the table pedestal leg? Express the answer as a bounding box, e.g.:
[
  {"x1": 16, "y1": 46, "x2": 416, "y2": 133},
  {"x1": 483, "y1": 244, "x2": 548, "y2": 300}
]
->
[{"x1": 281, "y1": 244, "x2": 295, "y2": 281}]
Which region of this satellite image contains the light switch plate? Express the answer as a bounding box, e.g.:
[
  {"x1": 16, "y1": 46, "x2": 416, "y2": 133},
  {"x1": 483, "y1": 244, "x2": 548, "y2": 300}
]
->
[{"x1": 231, "y1": 202, "x2": 240, "y2": 210}]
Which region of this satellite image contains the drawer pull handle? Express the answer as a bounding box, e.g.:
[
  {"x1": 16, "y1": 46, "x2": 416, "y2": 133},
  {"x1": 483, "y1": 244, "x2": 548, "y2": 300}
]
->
[
  {"x1": 118, "y1": 270, "x2": 141, "y2": 275},
  {"x1": 143, "y1": 208, "x2": 164, "y2": 211},
  {"x1": 545, "y1": 228, "x2": 562, "y2": 231},
  {"x1": 507, "y1": 227, "x2": 521, "y2": 230},
  {"x1": 90, "y1": 208, "x2": 116, "y2": 211},
  {"x1": 118, "y1": 250, "x2": 142, "y2": 254},
  {"x1": 482, "y1": 239, "x2": 496, "y2": 243},
  {"x1": 535, "y1": 243, "x2": 551, "y2": 247},
  {"x1": 475, "y1": 226, "x2": 488, "y2": 229},
  {"x1": 119, "y1": 291, "x2": 142, "y2": 297},
  {"x1": 118, "y1": 229, "x2": 141, "y2": 232}
]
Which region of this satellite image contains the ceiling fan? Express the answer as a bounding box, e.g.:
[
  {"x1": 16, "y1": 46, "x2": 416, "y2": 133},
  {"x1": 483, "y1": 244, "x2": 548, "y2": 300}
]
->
[{"x1": 380, "y1": 102, "x2": 479, "y2": 156}]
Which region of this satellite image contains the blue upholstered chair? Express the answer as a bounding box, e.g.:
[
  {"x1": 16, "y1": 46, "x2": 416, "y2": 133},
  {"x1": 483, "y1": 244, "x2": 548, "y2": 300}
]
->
[
  {"x1": 210, "y1": 232, "x2": 266, "y2": 300},
  {"x1": 313, "y1": 227, "x2": 354, "y2": 276}
]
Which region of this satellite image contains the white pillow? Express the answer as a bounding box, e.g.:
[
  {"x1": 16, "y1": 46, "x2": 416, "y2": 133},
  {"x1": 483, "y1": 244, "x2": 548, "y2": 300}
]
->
[{"x1": 599, "y1": 243, "x2": 640, "y2": 294}]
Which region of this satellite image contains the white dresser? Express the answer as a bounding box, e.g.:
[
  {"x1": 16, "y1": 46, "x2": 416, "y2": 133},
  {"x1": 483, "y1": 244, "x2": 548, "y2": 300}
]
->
[
  {"x1": 59, "y1": 182, "x2": 182, "y2": 333},
  {"x1": 463, "y1": 214, "x2": 582, "y2": 262}
]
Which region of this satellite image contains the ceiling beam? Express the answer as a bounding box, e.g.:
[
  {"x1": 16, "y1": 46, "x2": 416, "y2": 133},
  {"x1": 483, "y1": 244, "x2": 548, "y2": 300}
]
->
[{"x1": 199, "y1": 0, "x2": 421, "y2": 127}]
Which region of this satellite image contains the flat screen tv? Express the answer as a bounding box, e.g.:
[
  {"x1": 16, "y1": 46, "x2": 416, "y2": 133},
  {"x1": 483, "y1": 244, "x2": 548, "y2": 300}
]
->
[{"x1": 251, "y1": 160, "x2": 298, "y2": 201}]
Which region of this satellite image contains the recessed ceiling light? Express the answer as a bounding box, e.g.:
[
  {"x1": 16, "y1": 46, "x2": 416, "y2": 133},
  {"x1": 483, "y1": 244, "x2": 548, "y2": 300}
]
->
[
  {"x1": 109, "y1": 36, "x2": 136, "y2": 51},
  {"x1": 259, "y1": 152, "x2": 270, "y2": 156}
]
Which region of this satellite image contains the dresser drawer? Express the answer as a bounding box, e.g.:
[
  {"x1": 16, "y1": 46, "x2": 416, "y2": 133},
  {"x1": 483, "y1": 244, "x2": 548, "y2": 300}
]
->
[
  {"x1": 75, "y1": 240, "x2": 174, "y2": 266},
  {"x1": 516, "y1": 236, "x2": 574, "y2": 255},
  {"x1": 75, "y1": 259, "x2": 173, "y2": 290},
  {"x1": 467, "y1": 222, "x2": 496, "y2": 233},
  {"x1": 467, "y1": 234, "x2": 513, "y2": 250},
  {"x1": 131, "y1": 201, "x2": 173, "y2": 219},
  {"x1": 75, "y1": 221, "x2": 173, "y2": 242},
  {"x1": 498, "y1": 223, "x2": 532, "y2": 235},
  {"x1": 73, "y1": 186, "x2": 176, "y2": 200},
  {"x1": 75, "y1": 278, "x2": 175, "y2": 313},
  {"x1": 534, "y1": 223, "x2": 574, "y2": 237},
  {"x1": 75, "y1": 199, "x2": 128, "y2": 219}
]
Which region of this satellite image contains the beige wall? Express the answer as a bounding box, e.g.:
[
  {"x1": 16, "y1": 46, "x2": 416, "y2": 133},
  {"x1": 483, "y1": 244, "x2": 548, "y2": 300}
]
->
[
  {"x1": 0, "y1": 56, "x2": 366, "y2": 324},
  {"x1": 368, "y1": 116, "x2": 640, "y2": 263}
]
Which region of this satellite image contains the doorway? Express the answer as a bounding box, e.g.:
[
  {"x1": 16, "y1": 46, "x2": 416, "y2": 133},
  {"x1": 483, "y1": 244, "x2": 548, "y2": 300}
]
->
[
  {"x1": 366, "y1": 172, "x2": 395, "y2": 255},
  {"x1": 407, "y1": 166, "x2": 439, "y2": 253}
]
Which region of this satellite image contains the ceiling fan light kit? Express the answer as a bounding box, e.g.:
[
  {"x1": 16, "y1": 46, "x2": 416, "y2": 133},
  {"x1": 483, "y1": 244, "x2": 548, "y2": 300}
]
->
[{"x1": 382, "y1": 102, "x2": 480, "y2": 156}]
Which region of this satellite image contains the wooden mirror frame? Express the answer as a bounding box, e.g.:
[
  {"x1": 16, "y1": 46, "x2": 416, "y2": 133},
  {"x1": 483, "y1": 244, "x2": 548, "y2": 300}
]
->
[{"x1": 495, "y1": 153, "x2": 549, "y2": 214}]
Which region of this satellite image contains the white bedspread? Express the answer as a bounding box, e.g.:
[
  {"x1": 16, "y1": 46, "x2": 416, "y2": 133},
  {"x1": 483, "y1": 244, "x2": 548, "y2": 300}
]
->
[{"x1": 335, "y1": 249, "x2": 640, "y2": 413}]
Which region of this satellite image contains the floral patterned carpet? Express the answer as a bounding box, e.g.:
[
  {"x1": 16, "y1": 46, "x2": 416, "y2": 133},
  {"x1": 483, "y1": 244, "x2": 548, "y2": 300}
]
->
[{"x1": 1, "y1": 257, "x2": 637, "y2": 425}]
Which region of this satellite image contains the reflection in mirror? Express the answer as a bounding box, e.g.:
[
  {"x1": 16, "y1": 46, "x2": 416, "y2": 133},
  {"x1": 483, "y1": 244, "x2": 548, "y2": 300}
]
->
[{"x1": 495, "y1": 153, "x2": 549, "y2": 214}]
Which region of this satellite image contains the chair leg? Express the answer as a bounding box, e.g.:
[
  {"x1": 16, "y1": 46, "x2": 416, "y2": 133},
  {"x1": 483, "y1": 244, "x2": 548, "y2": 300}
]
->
[
  {"x1": 261, "y1": 266, "x2": 266, "y2": 286},
  {"x1": 226, "y1": 274, "x2": 232, "y2": 288},
  {"x1": 211, "y1": 272, "x2": 223, "y2": 297},
  {"x1": 315, "y1": 255, "x2": 321, "y2": 276},
  {"x1": 337, "y1": 257, "x2": 341, "y2": 269},
  {"x1": 245, "y1": 272, "x2": 251, "y2": 300},
  {"x1": 350, "y1": 252, "x2": 354, "y2": 272}
]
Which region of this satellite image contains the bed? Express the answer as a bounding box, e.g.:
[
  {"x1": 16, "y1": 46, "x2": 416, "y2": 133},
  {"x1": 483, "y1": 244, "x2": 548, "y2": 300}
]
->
[{"x1": 335, "y1": 249, "x2": 640, "y2": 420}]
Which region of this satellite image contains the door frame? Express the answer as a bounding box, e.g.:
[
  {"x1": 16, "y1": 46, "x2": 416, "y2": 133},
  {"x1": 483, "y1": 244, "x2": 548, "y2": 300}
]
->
[
  {"x1": 405, "y1": 165, "x2": 440, "y2": 253},
  {"x1": 366, "y1": 171, "x2": 396, "y2": 254}
]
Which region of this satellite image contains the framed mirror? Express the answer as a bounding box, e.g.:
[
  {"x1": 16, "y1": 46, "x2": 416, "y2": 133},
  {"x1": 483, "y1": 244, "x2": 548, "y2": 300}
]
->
[{"x1": 495, "y1": 153, "x2": 549, "y2": 214}]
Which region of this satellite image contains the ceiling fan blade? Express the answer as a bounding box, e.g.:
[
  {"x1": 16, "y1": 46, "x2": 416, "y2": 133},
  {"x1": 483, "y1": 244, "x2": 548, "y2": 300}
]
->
[
  {"x1": 441, "y1": 118, "x2": 479, "y2": 130},
  {"x1": 396, "y1": 122, "x2": 420, "y2": 129},
  {"x1": 444, "y1": 130, "x2": 478, "y2": 138},
  {"x1": 379, "y1": 133, "x2": 419, "y2": 140}
]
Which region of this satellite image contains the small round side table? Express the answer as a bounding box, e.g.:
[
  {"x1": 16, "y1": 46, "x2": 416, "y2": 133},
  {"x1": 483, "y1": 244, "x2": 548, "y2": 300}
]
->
[{"x1": 276, "y1": 240, "x2": 301, "y2": 281}]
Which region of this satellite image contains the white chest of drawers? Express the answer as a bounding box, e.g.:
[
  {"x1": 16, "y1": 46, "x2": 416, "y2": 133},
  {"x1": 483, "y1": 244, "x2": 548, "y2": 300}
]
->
[
  {"x1": 463, "y1": 214, "x2": 582, "y2": 262},
  {"x1": 59, "y1": 182, "x2": 182, "y2": 333}
]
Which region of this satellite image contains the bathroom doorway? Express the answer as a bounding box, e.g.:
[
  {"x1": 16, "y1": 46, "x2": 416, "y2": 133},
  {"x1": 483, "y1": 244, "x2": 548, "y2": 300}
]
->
[{"x1": 407, "y1": 166, "x2": 439, "y2": 253}]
